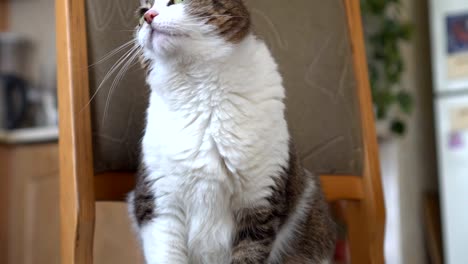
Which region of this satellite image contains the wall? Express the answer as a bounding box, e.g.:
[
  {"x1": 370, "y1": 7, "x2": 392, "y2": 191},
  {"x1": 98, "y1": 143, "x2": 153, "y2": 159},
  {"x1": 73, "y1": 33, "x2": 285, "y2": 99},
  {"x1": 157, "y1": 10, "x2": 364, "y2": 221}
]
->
[
  {"x1": 8, "y1": 0, "x2": 56, "y2": 85},
  {"x1": 398, "y1": 0, "x2": 439, "y2": 263}
]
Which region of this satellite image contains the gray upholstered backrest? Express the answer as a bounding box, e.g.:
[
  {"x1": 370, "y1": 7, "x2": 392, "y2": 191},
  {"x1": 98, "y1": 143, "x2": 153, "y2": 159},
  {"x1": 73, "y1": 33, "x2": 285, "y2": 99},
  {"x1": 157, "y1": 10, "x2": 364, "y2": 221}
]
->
[
  {"x1": 86, "y1": 0, "x2": 363, "y2": 176},
  {"x1": 86, "y1": 0, "x2": 146, "y2": 173}
]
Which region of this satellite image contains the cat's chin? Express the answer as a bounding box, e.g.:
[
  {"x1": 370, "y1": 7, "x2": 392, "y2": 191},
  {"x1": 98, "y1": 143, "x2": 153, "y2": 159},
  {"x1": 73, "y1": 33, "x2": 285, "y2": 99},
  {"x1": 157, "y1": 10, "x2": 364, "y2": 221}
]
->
[
  {"x1": 145, "y1": 29, "x2": 187, "y2": 55},
  {"x1": 153, "y1": 27, "x2": 186, "y2": 38}
]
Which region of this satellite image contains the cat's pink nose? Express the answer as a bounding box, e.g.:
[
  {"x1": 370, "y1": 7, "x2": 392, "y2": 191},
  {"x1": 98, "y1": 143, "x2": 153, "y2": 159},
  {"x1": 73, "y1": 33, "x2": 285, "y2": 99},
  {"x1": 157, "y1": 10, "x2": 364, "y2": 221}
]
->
[{"x1": 144, "y1": 10, "x2": 159, "y2": 24}]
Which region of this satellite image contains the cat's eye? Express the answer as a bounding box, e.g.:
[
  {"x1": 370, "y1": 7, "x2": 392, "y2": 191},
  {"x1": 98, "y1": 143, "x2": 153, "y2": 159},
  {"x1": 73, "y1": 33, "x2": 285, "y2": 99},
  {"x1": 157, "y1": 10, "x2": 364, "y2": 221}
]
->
[
  {"x1": 168, "y1": 0, "x2": 184, "y2": 6},
  {"x1": 139, "y1": 7, "x2": 149, "y2": 17},
  {"x1": 138, "y1": 7, "x2": 149, "y2": 25}
]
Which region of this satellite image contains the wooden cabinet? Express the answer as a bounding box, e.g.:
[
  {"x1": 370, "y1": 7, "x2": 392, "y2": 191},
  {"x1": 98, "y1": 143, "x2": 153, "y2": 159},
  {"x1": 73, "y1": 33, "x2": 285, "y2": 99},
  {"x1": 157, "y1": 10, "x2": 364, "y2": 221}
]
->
[
  {"x1": 0, "y1": 143, "x2": 60, "y2": 264},
  {"x1": 0, "y1": 142, "x2": 143, "y2": 264}
]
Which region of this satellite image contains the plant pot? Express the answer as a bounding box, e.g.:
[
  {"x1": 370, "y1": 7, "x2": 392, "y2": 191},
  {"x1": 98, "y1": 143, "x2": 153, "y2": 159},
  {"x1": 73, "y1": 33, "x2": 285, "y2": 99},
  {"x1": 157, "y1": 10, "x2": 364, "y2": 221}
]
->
[{"x1": 376, "y1": 119, "x2": 394, "y2": 142}]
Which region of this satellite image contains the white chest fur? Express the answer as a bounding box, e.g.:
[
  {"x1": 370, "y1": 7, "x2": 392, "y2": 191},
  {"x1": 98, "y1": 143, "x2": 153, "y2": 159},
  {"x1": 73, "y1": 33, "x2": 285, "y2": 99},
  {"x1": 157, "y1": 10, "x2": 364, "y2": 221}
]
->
[{"x1": 140, "y1": 35, "x2": 290, "y2": 263}]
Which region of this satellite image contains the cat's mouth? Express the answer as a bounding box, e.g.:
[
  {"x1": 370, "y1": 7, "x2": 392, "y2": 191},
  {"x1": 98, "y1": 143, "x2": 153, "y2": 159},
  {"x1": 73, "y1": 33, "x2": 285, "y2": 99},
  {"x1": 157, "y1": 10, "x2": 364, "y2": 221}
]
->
[
  {"x1": 150, "y1": 26, "x2": 186, "y2": 38},
  {"x1": 141, "y1": 24, "x2": 189, "y2": 52}
]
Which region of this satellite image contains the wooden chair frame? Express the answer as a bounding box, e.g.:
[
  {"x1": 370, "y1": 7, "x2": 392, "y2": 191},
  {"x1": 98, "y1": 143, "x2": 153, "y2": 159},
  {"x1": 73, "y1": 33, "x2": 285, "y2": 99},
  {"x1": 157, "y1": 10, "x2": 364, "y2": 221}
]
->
[
  {"x1": 0, "y1": 1, "x2": 9, "y2": 31},
  {"x1": 56, "y1": 0, "x2": 385, "y2": 263}
]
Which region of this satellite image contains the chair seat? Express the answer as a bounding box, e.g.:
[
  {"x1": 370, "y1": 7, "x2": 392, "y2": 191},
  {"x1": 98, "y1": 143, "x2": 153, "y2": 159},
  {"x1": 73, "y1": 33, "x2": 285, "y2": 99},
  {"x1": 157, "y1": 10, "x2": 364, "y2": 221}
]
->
[{"x1": 94, "y1": 172, "x2": 365, "y2": 202}]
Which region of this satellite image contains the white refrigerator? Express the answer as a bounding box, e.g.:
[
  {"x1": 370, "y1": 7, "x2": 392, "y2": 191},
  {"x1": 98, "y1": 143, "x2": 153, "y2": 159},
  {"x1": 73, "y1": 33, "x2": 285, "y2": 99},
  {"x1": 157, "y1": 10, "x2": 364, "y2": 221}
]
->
[{"x1": 430, "y1": 1, "x2": 468, "y2": 263}]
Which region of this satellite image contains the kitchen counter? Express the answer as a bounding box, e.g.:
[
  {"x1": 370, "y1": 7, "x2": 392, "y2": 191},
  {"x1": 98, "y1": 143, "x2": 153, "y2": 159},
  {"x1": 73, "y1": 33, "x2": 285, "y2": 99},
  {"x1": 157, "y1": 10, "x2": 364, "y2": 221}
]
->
[
  {"x1": 0, "y1": 126, "x2": 58, "y2": 144},
  {"x1": 0, "y1": 126, "x2": 142, "y2": 264}
]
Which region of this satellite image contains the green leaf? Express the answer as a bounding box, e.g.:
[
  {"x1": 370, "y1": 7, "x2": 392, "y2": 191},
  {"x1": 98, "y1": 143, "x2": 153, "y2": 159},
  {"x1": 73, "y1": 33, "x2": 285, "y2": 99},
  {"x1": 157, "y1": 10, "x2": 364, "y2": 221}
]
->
[
  {"x1": 397, "y1": 91, "x2": 414, "y2": 114},
  {"x1": 362, "y1": 0, "x2": 413, "y2": 135},
  {"x1": 373, "y1": 89, "x2": 397, "y2": 120},
  {"x1": 376, "y1": 106, "x2": 387, "y2": 120},
  {"x1": 399, "y1": 23, "x2": 413, "y2": 40},
  {"x1": 364, "y1": 0, "x2": 387, "y2": 15},
  {"x1": 369, "y1": 64, "x2": 379, "y2": 90}
]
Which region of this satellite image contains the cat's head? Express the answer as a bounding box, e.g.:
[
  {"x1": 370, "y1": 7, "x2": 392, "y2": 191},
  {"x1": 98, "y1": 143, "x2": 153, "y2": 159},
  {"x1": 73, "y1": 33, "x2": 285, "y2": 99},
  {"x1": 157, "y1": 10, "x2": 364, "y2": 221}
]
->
[{"x1": 136, "y1": 0, "x2": 251, "y2": 60}]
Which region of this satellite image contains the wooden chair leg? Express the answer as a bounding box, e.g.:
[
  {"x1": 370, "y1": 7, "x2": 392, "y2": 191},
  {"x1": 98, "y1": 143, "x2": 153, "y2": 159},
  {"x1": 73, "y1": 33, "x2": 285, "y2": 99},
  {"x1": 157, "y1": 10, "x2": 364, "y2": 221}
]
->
[
  {"x1": 343, "y1": 200, "x2": 385, "y2": 264},
  {"x1": 343, "y1": 201, "x2": 371, "y2": 263},
  {"x1": 56, "y1": 0, "x2": 96, "y2": 260},
  {"x1": 60, "y1": 170, "x2": 96, "y2": 264}
]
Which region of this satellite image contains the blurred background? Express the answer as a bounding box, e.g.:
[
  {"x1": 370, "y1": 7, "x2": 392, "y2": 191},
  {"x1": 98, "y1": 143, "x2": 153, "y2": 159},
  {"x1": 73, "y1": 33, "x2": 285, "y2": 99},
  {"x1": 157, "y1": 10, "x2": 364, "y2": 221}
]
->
[{"x1": 0, "y1": 0, "x2": 467, "y2": 263}]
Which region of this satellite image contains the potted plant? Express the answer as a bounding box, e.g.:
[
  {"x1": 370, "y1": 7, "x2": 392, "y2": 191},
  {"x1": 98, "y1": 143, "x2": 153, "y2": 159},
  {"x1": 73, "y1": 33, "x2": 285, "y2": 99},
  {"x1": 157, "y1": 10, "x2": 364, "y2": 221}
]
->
[
  {"x1": 361, "y1": 0, "x2": 414, "y2": 139},
  {"x1": 360, "y1": 1, "x2": 414, "y2": 263}
]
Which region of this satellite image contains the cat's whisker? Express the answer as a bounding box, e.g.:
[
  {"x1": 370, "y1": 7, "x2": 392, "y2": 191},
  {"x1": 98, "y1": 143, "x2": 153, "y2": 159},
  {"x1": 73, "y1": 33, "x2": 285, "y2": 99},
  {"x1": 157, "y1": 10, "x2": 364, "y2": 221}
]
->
[
  {"x1": 79, "y1": 45, "x2": 140, "y2": 114},
  {"x1": 101, "y1": 49, "x2": 141, "y2": 125},
  {"x1": 128, "y1": 59, "x2": 143, "y2": 71},
  {"x1": 88, "y1": 39, "x2": 136, "y2": 68}
]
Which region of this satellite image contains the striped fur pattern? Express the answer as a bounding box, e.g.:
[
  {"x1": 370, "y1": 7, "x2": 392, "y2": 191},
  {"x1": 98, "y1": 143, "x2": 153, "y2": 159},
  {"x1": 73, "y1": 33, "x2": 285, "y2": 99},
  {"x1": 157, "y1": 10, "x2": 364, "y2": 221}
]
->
[
  {"x1": 186, "y1": 0, "x2": 250, "y2": 43},
  {"x1": 128, "y1": 0, "x2": 336, "y2": 263}
]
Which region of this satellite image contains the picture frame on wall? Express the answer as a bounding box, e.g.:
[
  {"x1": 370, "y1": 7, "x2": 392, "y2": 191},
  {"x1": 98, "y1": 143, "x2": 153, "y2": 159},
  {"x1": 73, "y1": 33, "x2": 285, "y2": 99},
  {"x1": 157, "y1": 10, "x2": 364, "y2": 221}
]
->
[{"x1": 446, "y1": 13, "x2": 468, "y2": 80}]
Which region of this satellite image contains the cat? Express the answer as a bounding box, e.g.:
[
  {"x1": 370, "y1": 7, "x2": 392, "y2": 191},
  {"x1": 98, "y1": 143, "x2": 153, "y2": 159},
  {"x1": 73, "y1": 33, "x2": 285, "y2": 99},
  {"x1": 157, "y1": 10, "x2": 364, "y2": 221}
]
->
[{"x1": 128, "y1": 0, "x2": 336, "y2": 263}]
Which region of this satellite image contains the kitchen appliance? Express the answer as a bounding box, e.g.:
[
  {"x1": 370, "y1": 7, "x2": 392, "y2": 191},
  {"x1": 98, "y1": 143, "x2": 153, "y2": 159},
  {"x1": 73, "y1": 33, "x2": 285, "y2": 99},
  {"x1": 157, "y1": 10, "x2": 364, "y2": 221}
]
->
[
  {"x1": 430, "y1": 1, "x2": 468, "y2": 263},
  {"x1": 0, "y1": 33, "x2": 32, "y2": 129}
]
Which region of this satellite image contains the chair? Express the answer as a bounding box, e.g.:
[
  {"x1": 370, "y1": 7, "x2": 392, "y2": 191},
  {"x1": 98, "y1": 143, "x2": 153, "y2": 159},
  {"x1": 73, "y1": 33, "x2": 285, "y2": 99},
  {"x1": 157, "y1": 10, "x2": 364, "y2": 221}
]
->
[
  {"x1": 56, "y1": 0, "x2": 385, "y2": 263},
  {"x1": 0, "y1": 2, "x2": 8, "y2": 31}
]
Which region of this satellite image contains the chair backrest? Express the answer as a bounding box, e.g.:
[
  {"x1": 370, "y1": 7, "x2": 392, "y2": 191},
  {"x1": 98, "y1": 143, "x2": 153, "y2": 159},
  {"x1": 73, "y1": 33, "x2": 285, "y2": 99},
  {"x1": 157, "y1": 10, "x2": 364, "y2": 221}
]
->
[
  {"x1": 86, "y1": 0, "x2": 146, "y2": 173},
  {"x1": 86, "y1": 0, "x2": 363, "y2": 177}
]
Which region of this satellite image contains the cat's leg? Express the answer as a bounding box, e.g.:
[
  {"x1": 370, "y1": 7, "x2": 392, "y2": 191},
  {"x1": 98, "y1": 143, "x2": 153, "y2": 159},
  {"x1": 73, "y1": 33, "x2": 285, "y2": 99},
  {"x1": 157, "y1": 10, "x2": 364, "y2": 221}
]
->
[
  {"x1": 132, "y1": 186, "x2": 188, "y2": 264},
  {"x1": 130, "y1": 168, "x2": 189, "y2": 264},
  {"x1": 140, "y1": 199, "x2": 189, "y2": 264},
  {"x1": 141, "y1": 215, "x2": 188, "y2": 264},
  {"x1": 187, "y1": 185, "x2": 234, "y2": 264},
  {"x1": 129, "y1": 180, "x2": 188, "y2": 263}
]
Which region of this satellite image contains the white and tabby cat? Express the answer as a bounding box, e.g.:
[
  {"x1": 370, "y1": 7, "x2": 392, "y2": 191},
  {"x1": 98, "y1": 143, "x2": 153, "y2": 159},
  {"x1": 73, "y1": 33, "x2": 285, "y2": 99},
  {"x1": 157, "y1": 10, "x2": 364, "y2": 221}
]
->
[{"x1": 128, "y1": 0, "x2": 336, "y2": 263}]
